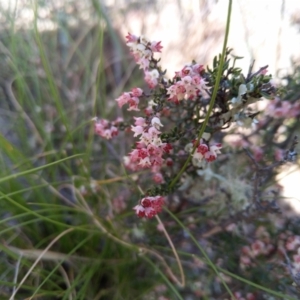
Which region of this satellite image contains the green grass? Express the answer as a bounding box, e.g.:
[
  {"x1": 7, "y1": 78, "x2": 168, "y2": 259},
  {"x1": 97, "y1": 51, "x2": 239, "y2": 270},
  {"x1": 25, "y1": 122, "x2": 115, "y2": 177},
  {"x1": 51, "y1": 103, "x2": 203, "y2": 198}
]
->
[{"x1": 0, "y1": 2, "x2": 178, "y2": 299}]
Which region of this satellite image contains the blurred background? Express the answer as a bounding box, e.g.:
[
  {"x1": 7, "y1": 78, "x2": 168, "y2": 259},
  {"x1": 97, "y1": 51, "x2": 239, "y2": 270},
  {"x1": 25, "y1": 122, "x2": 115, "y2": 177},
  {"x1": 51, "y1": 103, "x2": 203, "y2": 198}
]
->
[
  {"x1": 2, "y1": 0, "x2": 300, "y2": 73},
  {"x1": 2, "y1": 0, "x2": 300, "y2": 74}
]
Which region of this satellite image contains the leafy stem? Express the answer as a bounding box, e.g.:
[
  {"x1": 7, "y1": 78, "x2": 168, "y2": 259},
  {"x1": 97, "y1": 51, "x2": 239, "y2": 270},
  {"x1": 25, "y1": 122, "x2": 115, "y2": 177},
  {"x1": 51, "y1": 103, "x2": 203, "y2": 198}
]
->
[{"x1": 168, "y1": 0, "x2": 233, "y2": 191}]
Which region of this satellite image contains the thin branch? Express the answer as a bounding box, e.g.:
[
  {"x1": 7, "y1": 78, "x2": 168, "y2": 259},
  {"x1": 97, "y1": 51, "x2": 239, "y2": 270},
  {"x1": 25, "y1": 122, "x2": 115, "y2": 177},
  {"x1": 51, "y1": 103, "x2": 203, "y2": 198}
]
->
[
  {"x1": 156, "y1": 215, "x2": 185, "y2": 287},
  {"x1": 9, "y1": 228, "x2": 74, "y2": 300}
]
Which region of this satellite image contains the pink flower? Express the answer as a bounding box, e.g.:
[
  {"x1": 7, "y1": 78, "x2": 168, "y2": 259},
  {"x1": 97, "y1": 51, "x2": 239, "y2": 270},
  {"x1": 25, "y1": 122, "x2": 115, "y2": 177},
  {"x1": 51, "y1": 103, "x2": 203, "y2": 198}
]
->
[
  {"x1": 153, "y1": 173, "x2": 164, "y2": 183},
  {"x1": 126, "y1": 133, "x2": 167, "y2": 171},
  {"x1": 166, "y1": 85, "x2": 176, "y2": 98},
  {"x1": 251, "y1": 240, "x2": 265, "y2": 257},
  {"x1": 197, "y1": 143, "x2": 208, "y2": 155},
  {"x1": 266, "y1": 98, "x2": 293, "y2": 118},
  {"x1": 93, "y1": 118, "x2": 118, "y2": 139},
  {"x1": 139, "y1": 57, "x2": 150, "y2": 70},
  {"x1": 175, "y1": 83, "x2": 186, "y2": 98},
  {"x1": 241, "y1": 246, "x2": 251, "y2": 256},
  {"x1": 289, "y1": 101, "x2": 300, "y2": 117},
  {"x1": 190, "y1": 140, "x2": 222, "y2": 164},
  {"x1": 127, "y1": 97, "x2": 140, "y2": 111},
  {"x1": 144, "y1": 69, "x2": 159, "y2": 88},
  {"x1": 167, "y1": 73, "x2": 206, "y2": 103},
  {"x1": 134, "y1": 117, "x2": 146, "y2": 126},
  {"x1": 116, "y1": 92, "x2": 131, "y2": 108},
  {"x1": 166, "y1": 157, "x2": 173, "y2": 166},
  {"x1": 113, "y1": 117, "x2": 124, "y2": 124},
  {"x1": 182, "y1": 75, "x2": 192, "y2": 86},
  {"x1": 125, "y1": 32, "x2": 138, "y2": 43},
  {"x1": 204, "y1": 151, "x2": 217, "y2": 162},
  {"x1": 126, "y1": 34, "x2": 163, "y2": 74},
  {"x1": 175, "y1": 66, "x2": 192, "y2": 78},
  {"x1": 148, "y1": 126, "x2": 161, "y2": 138},
  {"x1": 131, "y1": 87, "x2": 143, "y2": 97},
  {"x1": 192, "y1": 63, "x2": 204, "y2": 74},
  {"x1": 246, "y1": 293, "x2": 256, "y2": 300},
  {"x1": 151, "y1": 117, "x2": 163, "y2": 129},
  {"x1": 167, "y1": 83, "x2": 185, "y2": 103},
  {"x1": 209, "y1": 143, "x2": 222, "y2": 159},
  {"x1": 240, "y1": 255, "x2": 251, "y2": 267},
  {"x1": 133, "y1": 196, "x2": 165, "y2": 218},
  {"x1": 133, "y1": 204, "x2": 147, "y2": 218},
  {"x1": 139, "y1": 132, "x2": 152, "y2": 145},
  {"x1": 162, "y1": 143, "x2": 172, "y2": 154},
  {"x1": 192, "y1": 75, "x2": 201, "y2": 85},
  {"x1": 150, "y1": 41, "x2": 163, "y2": 52},
  {"x1": 137, "y1": 148, "x2": 149, "y2": 159},
  {"x1": 131, "y1": 125, "x2": 144, "y2": 137},
  {"x1": 194, "y1": 76, "x2": 208, "y2": 94},
  {"x1": 139, "y1": 156, "x2": 152, "y2": 168},
  {"x1": 144, "y1": 106, "x2": 154, "y2": 116}
]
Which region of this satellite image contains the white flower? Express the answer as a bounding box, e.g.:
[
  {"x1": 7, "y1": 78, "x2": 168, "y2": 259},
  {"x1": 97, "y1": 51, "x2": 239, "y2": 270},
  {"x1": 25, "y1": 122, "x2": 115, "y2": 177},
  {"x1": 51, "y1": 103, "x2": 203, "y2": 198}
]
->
[
  {"x1": 231, "y1": 84, "x2": 248, "y2": 107},
  {"x1": 136, "y1": 43, "x2": 146, "y2": 53},
  {"x1": 192, "y1": 154, "x2": 205, "y2": 167},
  {"x1": 184, "y1": 143, "x2": 193, "y2": 153},
  {"x1": 131, "y1": 125, "x2": 144, "y2": 137},
  {"x1": 139, "y1": 35, "x2": 150, "y2": 45},
  {"x1": 151, "y1": 117, "x2": 163, "y2": 129},
  {"x1": 148, "y1": 99, "x2": 158, "y2": 106},
  {"x1": 148, "y1": 69, "x2": 159, "y2": 79},
  {"x1": 152, "y1": 137, "x2": 163, "y2": 147}
]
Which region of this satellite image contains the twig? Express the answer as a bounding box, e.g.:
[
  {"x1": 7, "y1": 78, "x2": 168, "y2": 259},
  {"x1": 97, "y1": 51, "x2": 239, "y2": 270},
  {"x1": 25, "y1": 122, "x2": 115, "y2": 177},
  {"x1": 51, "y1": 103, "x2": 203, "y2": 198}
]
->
[
  {"x1": 9, "y1": 228, "x2": 74, "y2": 300},
  {"x1": 281, "y1": 248, "x2": 300, "y2": 287},
  {"x1": 156, "y1": 215, "x2": 185, "y2": 287}
]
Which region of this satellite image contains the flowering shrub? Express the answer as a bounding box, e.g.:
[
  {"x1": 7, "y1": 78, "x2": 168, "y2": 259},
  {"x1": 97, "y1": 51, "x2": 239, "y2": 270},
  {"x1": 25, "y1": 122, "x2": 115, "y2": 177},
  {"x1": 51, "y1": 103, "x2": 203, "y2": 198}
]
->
[
  {"x1": 90, "y1": 30, "x2": 300, "y2": 298},
  {"x1": 93, "y1": 33, "x2": 296, "y2": 219}
]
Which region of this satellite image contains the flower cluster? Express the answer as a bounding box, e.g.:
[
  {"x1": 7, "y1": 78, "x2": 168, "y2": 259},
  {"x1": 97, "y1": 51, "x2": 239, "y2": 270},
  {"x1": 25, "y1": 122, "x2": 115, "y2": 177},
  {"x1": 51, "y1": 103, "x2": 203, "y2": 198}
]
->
[
  {"x1": 185, "y1": 139, "x2": 222, "y2": 167},
  {"x1": 116, "y1": 87, "x2": 143, "y2": 111},
  {"x1": 239, "y1": 226, "x2": 276, "y2": 270},
  {"x1": 239, "y1": 240, "x2": 274, "y2": 270},
  {"x1": 93, "y1": 117, "x2": 122, "y2": 139},
  {"x1": 94, "y1": 34, "x2": 284, "y2": 219},
  {"x1": 126, "y1": 33, "x2": 162, "y2": 88},
  {"x1": 167, "y1": 64, "x2": 207, "y2": 103},
  {"x1": 238, "y1": 226, "x2": 300, "y2": 276},
  {"x1": 124, "y1": 116, "x2": 172, "y2": 171},
  {"x1": 133, "y1": 195, "x2": 165, "y2": 218},
  {"x1": 230, "y1": 138, "x2": 286, "y2": 162},
  {"x1": 266, "y1": 96, "x2": 300, "y2": 118}
]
